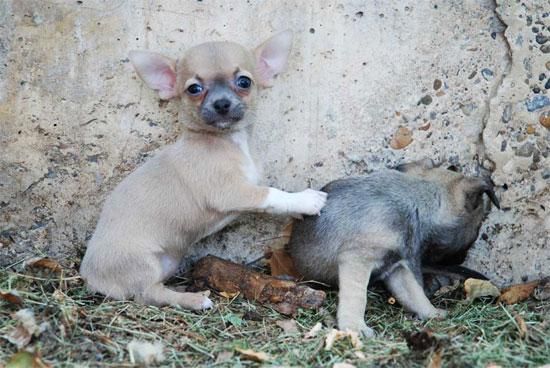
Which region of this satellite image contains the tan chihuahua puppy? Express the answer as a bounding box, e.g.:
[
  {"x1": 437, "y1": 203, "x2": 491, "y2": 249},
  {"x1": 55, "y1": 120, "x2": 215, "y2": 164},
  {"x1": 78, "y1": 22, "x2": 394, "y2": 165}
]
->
[{"x1": 80, "y1": 31, "x2": 327, "y2": 310}]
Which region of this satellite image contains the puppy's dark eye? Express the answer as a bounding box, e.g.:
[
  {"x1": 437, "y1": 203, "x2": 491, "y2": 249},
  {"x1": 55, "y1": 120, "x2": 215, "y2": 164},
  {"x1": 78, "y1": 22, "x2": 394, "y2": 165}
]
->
[
  {"x1": 235, "y1": 76, "x2": 252, "y2": 89},
  {"x1": 186, "y1": 83, "x2": 203, "y2": 95}
]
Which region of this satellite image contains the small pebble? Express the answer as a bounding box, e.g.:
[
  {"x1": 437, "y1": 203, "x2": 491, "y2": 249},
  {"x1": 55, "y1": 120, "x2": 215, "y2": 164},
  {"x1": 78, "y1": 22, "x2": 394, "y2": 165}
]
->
[
  {"x1": 526, "y1": 124, "x2": 535, "y2": 134},
  {"x1": 539, "y1": 73, "x2": 546, "y2": 81},
  {"x1": 545, "y1": 79, "x2": 550, "y2": 90},
  {"x1": 546, "y1": 61, "x2": 550, "y2": 70},
  {"x1": 541, "y1": 44, "x2": 550, "y2": 53},
  {"x1": 502, "y1": 104, "x2": 512, "y2": 123},
  {"x1": 533, "y1": 86, "x2": 541, "y2": 93},
  {"x1": 468, "y1": 70, "x2": 477, "y2": 79},
  {"x1": 532, "y1": 26, "x2": 540, "y2": 33},
  {"x1": 542, "y1": 168, "x2": 550, "y2": 180},
  {"x1": 525, "y1": 95, "x2": 550, "y2": 112},
  {"x1": 418, "y1": 95, "x2": 433, "y2": 105},
  {"x1": 539, "y1": 111, "x2": 550, "y2": 128},
  {"x1": 481, "y1": 68, "x2": 494, "y2": 80},
  {"x1": 536, "y1": 34, "x2": 549, "y2": 45},
  {"x1": 433, "y1": 79, "x2": 442, "y2": 90}
]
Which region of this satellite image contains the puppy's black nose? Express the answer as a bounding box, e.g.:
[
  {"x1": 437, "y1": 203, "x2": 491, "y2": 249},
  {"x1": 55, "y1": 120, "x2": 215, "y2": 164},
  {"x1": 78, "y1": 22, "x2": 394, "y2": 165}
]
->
[{"x1": 213, "y1": 98, "x2": 231, "y2": 115}]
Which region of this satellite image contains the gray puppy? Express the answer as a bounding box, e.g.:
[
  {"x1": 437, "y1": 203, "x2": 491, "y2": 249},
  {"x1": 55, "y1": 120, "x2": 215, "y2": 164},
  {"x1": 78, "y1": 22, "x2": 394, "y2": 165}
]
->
[{"x1": 288, "y1": 158, "x2": 499, "y2": 337}]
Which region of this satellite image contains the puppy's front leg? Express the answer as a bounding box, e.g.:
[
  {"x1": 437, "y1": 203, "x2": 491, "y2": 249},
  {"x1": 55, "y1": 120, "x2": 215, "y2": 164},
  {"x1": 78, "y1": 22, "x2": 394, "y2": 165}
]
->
[
  {"x1": 384, "y1": 263, "x2": 447, "y2": 320},
  {"x1": 209, "y1": 183, "x2": 326, "y2": 216},
  {"x1": 337, "y1": 250, "x2": 375, "y2": 337},
  {"x1": 261, "y1": 187, "x2": 327, "y2": 216}
]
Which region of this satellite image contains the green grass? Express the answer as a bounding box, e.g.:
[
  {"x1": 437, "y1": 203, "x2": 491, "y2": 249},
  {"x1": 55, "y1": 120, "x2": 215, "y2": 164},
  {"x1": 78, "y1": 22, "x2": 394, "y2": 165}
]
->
[{"x1": 0, "y1": 265, "x2": 548, "y2": 367}]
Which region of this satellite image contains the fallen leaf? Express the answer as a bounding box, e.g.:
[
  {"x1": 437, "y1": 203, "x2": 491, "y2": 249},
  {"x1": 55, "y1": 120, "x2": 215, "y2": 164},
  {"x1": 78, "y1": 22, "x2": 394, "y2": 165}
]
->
[
  {"x1": 405, "y1": 329, "x2": 442, "y2": 351},
  {"x1": 514, "y1": 313, "x2": 528, "y2": 339},
  {"x1": 215, "y1": 351, "x2": 233, "y2": 364},
  {"x1": 427, "y1": 349, "x2": 443, "y2": 368},
  {"x1": 242, "y1": 310, "x2": 263, "y2": 321},
  {"x1": 534, "y1": 278, "x2": 550, "y2": 301},
  {"x1": 324, "y1": 329, "x2": 363, "y2": 351},
  {"x1": 5, "y1": 309, "x2": 48, "y2": 349},
  {"x1": 235, "y1": 348, "x2": 270, "y2": 362},
  {"x1": 333, "y1": 363, "x2": 356, "y2": 368},
  {"x1": 390, "y1": 126, "x2": 413, "y2": 150},
  {"x1": 268, "y1": 248, "x2": 302, "y2": 279},
  {"x1": 276, "y1": 319, "x2": 298, "y2": 334},
  {"x1": 219, "y1": 291, "x2": 239, "y2": 299},
  {"x1": 464, "y1": 278, "x2": 500, "y2": 301},
  {"x1": 25, "y1": 258, "x2": 62, "y2": 273},
  {"x1": 5, "y1": 351, "x2": 50, "y2": 368},
  {"x1": 499, "y1": 280, "x2": 539, "y2": 305},
  {"x1": 0, "y1": 290, "x2": 23, "y2": 306},
  {"x1": 127, "y1": 340, "x2": 165, "y2": 366},
  {"x1": 304, "y1": 322, "x2": 323, "y2": 339}
]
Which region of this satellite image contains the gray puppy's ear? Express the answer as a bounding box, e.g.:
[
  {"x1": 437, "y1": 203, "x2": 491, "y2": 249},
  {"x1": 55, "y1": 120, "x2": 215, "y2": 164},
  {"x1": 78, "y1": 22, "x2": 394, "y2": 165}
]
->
[{"x1": 465, "y1": 178, "x2": 500, "y2": 211}]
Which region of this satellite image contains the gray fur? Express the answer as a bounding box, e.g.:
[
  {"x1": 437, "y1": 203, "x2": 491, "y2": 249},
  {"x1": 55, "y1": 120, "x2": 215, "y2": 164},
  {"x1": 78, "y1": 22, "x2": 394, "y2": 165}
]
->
[{"x1": 288, "y1": 159, "x2": 498, "y2": 336}]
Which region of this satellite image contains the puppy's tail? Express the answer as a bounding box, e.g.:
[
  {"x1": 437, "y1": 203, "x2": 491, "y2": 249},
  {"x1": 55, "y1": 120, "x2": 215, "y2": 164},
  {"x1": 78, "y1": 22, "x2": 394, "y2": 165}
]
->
[{"x1": 422, "y1": 265, "x2": 489, "y2": 280}]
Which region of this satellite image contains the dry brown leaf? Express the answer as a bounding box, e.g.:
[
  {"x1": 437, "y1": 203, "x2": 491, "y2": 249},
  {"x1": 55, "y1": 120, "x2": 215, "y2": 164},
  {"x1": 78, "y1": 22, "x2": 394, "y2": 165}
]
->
[
  {"x1": 276, "y1": 319, "x2": 298, "y2": 334},
  {"x1": 427, "y1": 349, "x2": 443, "y2": 368},
  {"x1": 0, "y1": 290, "x2": 23, "y2": 306},
  {"x1": 268, "y1": 248, "x2": 302, "y2": 279},
  {"x1": 25, "y1": 258, "x2": 63, "y2": 273},
  {"x1": 464, "y1": 278, "x2": 500, "y2": 301},
  {"x1": 498, "y1": 281, "x2": 539, "y2": 305},
  {"x1": 514, "y1": 313, "x2": 528, "y2": 339},
  {"x1": 324, "y1": 329, "x2": 363, "y2": 351},
  {"x1": 219, "y1": 291, "x2": 239, "y2": 299},
  {"x1": 390, "y1": 126, "x2": 413, "y2": 149},
  {"x1": 304, "y1": 322, "x2": 323, "y2": 339},
  {"x1": 235, "y1": 348, "x2": 270, "y2": 362}
]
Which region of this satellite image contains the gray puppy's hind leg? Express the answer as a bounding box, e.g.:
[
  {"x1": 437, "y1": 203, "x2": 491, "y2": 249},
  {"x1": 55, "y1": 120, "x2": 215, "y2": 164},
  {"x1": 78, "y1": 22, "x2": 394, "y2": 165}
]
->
[
  {"x1": 337, "y1": 250, "x2": 376, "y2": 337},
  {"x1": 384, "y1": 263, "x2": 447, "y2": 320},
  {"x1": 137, "y1": 283, "x2": 213, "y2": 310}
]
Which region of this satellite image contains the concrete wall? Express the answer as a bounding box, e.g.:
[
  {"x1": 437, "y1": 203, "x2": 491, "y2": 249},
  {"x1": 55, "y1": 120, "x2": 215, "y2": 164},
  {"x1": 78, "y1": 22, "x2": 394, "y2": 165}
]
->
[{"x1": 1, "y1": 0, "x2": 548, "y2": 286}]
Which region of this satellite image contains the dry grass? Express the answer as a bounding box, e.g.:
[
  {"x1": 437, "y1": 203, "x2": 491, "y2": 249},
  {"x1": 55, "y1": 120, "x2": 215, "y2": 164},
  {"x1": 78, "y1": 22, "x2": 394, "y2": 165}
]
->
[{"x1": 1, "y1": 263, "x2": 549, "y2": 367}]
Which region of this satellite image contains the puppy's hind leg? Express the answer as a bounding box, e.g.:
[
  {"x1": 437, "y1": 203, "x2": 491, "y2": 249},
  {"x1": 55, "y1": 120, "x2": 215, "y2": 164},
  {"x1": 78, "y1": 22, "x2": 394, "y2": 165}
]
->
[
  {"x1": 337, "y1": 250, "x2": 375, "y2": 337},
  {"x1": 384, "y1": 263, "x2": 446, "y2": 320},
  {"x1": 138, "y1": 283, "x2": 213, "y2": 311}
]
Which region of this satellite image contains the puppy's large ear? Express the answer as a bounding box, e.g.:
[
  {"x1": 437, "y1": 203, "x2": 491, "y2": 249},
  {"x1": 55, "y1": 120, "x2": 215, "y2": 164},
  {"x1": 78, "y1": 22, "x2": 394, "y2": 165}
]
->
[
  {"x1": 464, "y1": 177, "x2": 500, "y2": 212},
  {"x1": 129, "y1": 51, "x2": 178, "y2": 100},
  {"x1": 254, "y1": 30, "x2": 293, "y2": 87}
]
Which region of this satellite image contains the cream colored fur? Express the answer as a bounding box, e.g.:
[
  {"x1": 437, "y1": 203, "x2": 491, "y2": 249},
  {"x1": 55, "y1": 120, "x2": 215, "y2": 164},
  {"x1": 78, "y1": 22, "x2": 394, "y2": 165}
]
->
[{"x1": 80, "y1": 31, "x2": 327, "y2": 310}]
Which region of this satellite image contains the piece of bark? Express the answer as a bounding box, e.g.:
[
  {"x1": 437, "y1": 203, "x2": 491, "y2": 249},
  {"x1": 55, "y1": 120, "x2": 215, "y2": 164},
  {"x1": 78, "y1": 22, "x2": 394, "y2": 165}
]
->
[{"x1": 192, "y1": 256, "x2": 325, "y2": 315}]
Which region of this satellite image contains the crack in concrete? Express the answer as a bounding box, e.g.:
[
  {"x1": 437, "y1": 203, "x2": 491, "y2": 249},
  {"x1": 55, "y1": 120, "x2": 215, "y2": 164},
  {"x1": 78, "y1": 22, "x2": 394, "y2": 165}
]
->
[{"x1": 477, "y1": 0, "x2": 513, "y2": 170}]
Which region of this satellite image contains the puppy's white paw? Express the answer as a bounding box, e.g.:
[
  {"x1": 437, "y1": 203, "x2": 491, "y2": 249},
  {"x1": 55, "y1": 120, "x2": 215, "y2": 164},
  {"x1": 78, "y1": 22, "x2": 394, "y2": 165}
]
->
[
  {"x1": 200, "y1": 296, "x2": 214, "y2": 310},
  {"x1": 293, "y1": 189, "x2": 327, "y2": 216},
  {"x1": 339, "y1": 320, "x2": 375, "y2": 338},
  {"x1": 418, "y1": 307, "x2": 447, "y2": 320}
]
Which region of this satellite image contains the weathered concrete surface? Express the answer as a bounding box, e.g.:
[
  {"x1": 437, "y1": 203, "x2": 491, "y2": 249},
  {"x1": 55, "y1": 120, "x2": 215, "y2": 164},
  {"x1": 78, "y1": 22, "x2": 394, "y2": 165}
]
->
[{"x1": 0, "y1": 1, "x2": 547, "y2": 286}]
